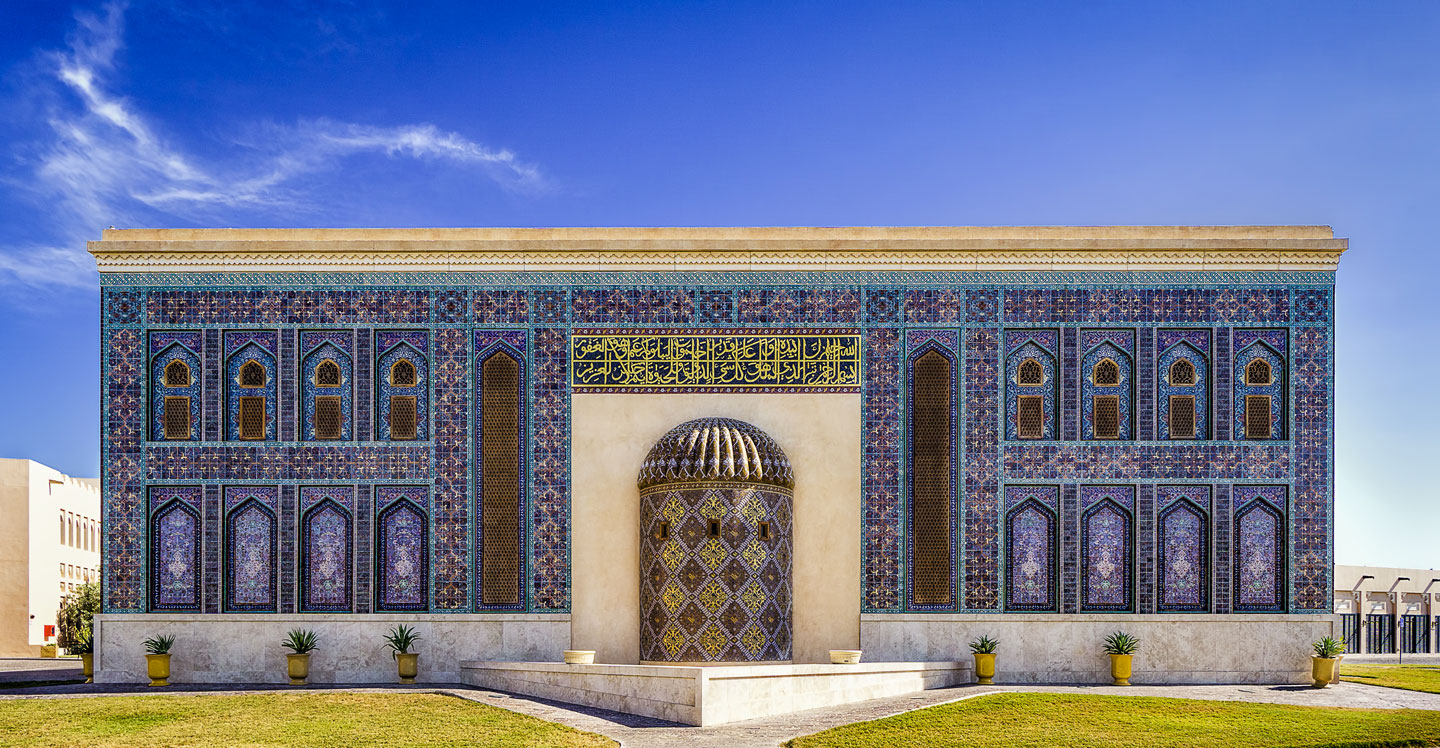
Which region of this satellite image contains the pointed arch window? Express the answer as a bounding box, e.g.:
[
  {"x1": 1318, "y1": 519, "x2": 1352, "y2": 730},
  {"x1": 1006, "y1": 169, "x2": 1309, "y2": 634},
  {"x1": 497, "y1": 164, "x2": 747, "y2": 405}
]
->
[
  {"x1": 164, "y1": 360, "x2": 190, "y2": 387},
  {"x1": 1017, "y1": 358, "x2": 1043, "y2": 386},
  {"x1": 390, "y1": 359, "x2": 417, "y2": 387},
  {"x1": 1246, "y1": 359, "x2": 1272, "y2": 386},
  {"x1": 1169, "y1": 359, "x2": 1195, "y2": 386},
  {"x1": 315, "y1": 359, "x2": 341, "y2": 387},
  {"x1": 1093, "y1": 358, "x2": 1120, "y2": 386},
  {"x1": 239, "y1": 360, "x2": 266, "y2": 388}
]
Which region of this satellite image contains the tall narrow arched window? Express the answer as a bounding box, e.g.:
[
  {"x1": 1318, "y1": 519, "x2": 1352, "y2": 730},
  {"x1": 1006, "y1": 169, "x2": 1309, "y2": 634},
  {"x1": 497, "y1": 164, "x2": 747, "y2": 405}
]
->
[
  {"x1": 1016, "y1": 358, "x2": 1045, "y2": 440},
  {"x1": 1246, "y1": 358, "x2": 1271, "y2": 386},
  {"x1": 1169, "y1": 359, "x2": 1195, "y2": 386},
  {"x1": 479, "y1": 350, "x2": 522, "y2": 607},
  {"x1": 391, "y1": 359, "x2": 417, "y2": 387},
  {"x1": 164, "y1": 360, "x2": 190, "y2": 387},
  {"x1": 909, "y1": 348, "x2": 955, "y2": 608}
]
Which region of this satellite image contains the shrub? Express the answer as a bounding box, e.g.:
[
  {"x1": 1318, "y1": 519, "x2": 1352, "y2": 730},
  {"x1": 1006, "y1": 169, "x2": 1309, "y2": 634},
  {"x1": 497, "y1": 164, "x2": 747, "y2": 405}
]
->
[
  {"x1": 1103, "y1": 631, "x2": 1140, "y2": 655},
  {"x1": 282, "y1": 629, "x2": 320, "y2": 654},
  {"x1": 969, "y1": 635, "x2": 999, "y2": 654},
  {"x1": 384, "y1": 624, "x2": 420, "y2": 656},
  {"x1": 1313, "y1": 636, "x2": 1346, "y2": 658},
  {"x1": 143, "y1": 634, "x2": 175, "y2": 655}
]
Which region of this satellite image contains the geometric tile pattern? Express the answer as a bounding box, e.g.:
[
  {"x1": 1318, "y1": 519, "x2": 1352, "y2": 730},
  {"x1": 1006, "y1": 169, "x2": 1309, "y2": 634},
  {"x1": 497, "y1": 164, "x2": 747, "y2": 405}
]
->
[
  {"x1": 1079, "y1": 485, "x2": 1134, "y2": 611},
  {"x1": 639, "y1": 485, "x2": 792, "y2": 662},
  {"x1": 100, "y1": 274, "x2": 1333, "y2": 620}
]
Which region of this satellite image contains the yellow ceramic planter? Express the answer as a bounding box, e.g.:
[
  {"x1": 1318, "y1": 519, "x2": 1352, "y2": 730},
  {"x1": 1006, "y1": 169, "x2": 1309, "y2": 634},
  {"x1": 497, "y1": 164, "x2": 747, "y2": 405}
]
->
[
  {"x1": 564, "y1": 650, "x2": 596, "y2": 665},
  {"x1": 973, "y1": 653, "x2": 996, "y2": 685},
  {"x1": 1312, "y1": 656, "x2": 1339, "y2": 688},
  {"x1": 1109, "y1": 653, "x2": 1133, "y2": 686},
  {"x1": 145, "y1": 653, "x2": 171, "y2": 687},
  {"x1": 829, "y1": 650, "x2": 863, "y2": 665},
  {"x1": 287, "y1": 653, "x2": 311, "y2": 685},
  {"x1": 80, "y1": 653, "x2": 93, "y2": 683},
  {"x1": 395, "y1": 652, "x2": 419, "y2": 684}
]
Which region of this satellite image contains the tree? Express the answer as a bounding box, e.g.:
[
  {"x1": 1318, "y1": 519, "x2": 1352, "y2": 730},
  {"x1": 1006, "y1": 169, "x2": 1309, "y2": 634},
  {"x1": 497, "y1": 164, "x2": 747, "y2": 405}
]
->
[{"x1": 57, "y1": 582, "x2": 100, "y2": 654}]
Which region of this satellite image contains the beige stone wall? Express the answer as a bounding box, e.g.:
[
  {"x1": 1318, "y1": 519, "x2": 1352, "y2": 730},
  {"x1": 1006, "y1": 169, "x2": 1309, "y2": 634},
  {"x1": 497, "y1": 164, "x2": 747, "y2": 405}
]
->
[
  {"x1": 94, "y1": 613, "x2": 568, "y2": 684},
  {"x1": 0, "y1": 460, "x2": 30, "y2": 656},
  {"x1": 861, "y1": 613, "x2": 1336, "y2": 684},
  {"x1": 571, "y1": 393, "x2": 861, "y2": 665}
]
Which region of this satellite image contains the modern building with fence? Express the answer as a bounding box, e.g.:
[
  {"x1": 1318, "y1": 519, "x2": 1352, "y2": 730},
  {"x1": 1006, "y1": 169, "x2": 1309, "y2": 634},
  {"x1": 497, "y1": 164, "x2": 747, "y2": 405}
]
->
[{"x1": 1335, "y1": 565, "x2": 1440, "y2": 655}]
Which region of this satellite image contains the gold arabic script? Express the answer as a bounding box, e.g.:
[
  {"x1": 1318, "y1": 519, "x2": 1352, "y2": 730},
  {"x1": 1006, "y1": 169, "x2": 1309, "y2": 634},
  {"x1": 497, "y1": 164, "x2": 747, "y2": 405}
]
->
[{"x1": 571, "y1": 333, "x2": 861, "y2": 389}]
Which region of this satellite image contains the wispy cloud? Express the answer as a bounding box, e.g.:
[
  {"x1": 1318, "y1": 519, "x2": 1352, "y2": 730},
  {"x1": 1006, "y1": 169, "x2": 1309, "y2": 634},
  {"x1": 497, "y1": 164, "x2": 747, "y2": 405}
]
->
[{"x1": 1, "y1": 1, "x2": 545, "y2": 290}]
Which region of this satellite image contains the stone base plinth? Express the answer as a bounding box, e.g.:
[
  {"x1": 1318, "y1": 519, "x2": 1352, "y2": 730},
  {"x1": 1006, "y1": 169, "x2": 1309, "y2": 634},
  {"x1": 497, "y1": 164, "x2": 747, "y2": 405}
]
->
[
  {"x1": 94, "y1": 613, "x2": 569, "y2": 685},
  {"x1": 861, "y1": 613, "x2": 1337, "y2": 684},
  {"x1": 459, "y1": 660, "x2": 970, "y2": 726}
]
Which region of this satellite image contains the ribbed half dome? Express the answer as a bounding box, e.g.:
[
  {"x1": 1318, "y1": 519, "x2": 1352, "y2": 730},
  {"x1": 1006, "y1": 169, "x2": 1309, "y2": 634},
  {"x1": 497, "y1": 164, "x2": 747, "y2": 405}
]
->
[{"x1": 637, "y1": 417, "x2": 794, "y2": 491}]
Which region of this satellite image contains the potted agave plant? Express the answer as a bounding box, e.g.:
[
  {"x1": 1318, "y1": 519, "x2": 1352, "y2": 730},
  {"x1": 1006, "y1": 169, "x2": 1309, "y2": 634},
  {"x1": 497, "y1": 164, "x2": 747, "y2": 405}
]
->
[
  {"x1": 969, "y1": 635, "x2": 999, "y2": 685},
  {"x1": 71, "y1": 628, "x2": 94, "y2": 683},
  {"x1": 1103, "y1": 631, "x2": 1139, "y2": 686},
  {"x1": 385, "y1": 624, "x2": 421, "y2": 684},
  {"x1": 1311, "y1": 636, "x2": 1345, "y2": 688},
  {"x1": 281, "y1": 629, "x2": 319, "y2": 685},
  {"x1": 143, "y1": 634, "x2": 175, "y2": 687}
]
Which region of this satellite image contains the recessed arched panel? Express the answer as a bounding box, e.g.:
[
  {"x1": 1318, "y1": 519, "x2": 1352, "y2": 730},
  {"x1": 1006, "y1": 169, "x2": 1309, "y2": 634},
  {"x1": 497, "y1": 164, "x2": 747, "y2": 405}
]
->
[
  {"x1": 376, "y1": 494, "x2": 428, "y2": 611},
  {"x1": 1004, "y1": 332, "x2": 1058, "y2": 441},
  {"x1": 1080, "y1": 333, "x2": 1134, "y2": 441},
  {"x1": 301, "y1": 500, "x2": 352, "y2": 612},
  {"x1": 225, "y1": 335, "x2": 278, "y2": 442},
  {"x1": 224, "y1": 497, "x2": 277, "y2": 612},
  {"x1": 1004, "y1": 487, "x2": 1059, "y2": 612},
  {"x1": 301, "y1": 339, "x2": 353, "y2": 442},
  {"x1": 149, "y1": 488, "x2": 202, "y2": 612},
  {"x1": 150, "y1": 341, "x2": 202, "y2": 441},
  {"x1": 1158, "y1": 337, "x2": 1210, "y2": 440},
  {"x1": 1234, "y1": 486, "x2": 1286, "y2": 611},
  {"x1": 377, "y1": 336, "x2": 429, "y2": 441},
  {"x1": 1157, "y1": 491, "x2": 1210, "y2": 612},
  {"x1": 1233, "y1": 332, "x2": 1286, "y2": 441},
  {"x1": 1080, "y1": 493, "x2": 1133, "y2": 611}
]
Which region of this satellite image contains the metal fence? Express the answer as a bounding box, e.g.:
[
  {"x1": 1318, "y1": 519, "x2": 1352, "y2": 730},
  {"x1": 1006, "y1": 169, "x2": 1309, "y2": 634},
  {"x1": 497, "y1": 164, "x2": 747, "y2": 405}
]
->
[
  {"x1": 1340, "y1": 614, "x2": 1361, "y2": 653},
  {"x1": 1367, "y1": 614, "x2": 1396, "y2": 654},
  {"x1": 1402, "y1": 615, "x2": 1431, "y2": 653}
]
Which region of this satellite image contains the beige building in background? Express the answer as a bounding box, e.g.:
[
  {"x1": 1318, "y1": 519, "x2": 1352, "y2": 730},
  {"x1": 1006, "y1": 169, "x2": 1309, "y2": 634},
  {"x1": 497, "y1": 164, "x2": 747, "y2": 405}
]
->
[
  {"x1": 1335, "y1": 564, "x2": 1440, "y2": 655},
  {"x1": 0, "y1": 459, "x2": 101, "y2": 656}
]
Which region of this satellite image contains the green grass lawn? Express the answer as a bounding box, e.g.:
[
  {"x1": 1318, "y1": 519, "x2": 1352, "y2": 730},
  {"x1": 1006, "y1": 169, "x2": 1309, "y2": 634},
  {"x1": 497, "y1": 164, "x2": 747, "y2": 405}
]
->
[
  {"x1": 785, "y1": 693, "x2": 1440, "y2": 748},
  {"x1": 1342, "y1": 663, "x2": 1440, "y2": 695},
  {"x1": 0, "y1": 692, "x2": 615, "y2": 748}
]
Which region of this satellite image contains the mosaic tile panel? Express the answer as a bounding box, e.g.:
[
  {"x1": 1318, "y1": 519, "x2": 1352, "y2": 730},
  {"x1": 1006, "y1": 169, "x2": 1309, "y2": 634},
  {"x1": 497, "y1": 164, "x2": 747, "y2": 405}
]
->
[
  {"x1": 1079, "y1": 485, "x2": 1134, "y2": 611},
  {"x1": 1004, "y1": 330, "x2": 1059, "y2": 441},
  {"x1": 149, "y1": 486, "x2": 203, "y2": 611},
  {"x1": 100, "y1": 274, "x2": 1334, "y2": 619},
  {"x1": 861, "y1": 327, "x2": 901, "y2": 611},
  {"x1": 1004, "y1": 486, "x2": 1059, "y2": 612},
  {"x1": 1234, "y1": 485, "x2": 1286, "y2": 611},
  {"x1": 376, "y1": 331, "x2": 430, "y2": 441},
  {"x1": 1157, "y1": 331, "x2": 1211, "y2": 440},
  {"x1": 905, "y1": 332, "x2": 957, "y2": 610},
  {"x1": 224, "y1": 331, "x2": 278, "y2": 441},
  {"x1": 962, "y1": 327, "x2": 1000, "y2": 610},
  {"x1": 639, "y1": 485, "x2": 792, "y2": 662},
  {"x1": 300, "y1": 331, "x2": 354, "y2": 442},
  {"x1": 375, "y1": 486, "x2": 429, "y2": 611},
  {"x1": 475, "y1": 331, "x2": 526, "y2": 610},
  {"x1": 1233, "y1": 329, "x2": 1286, "y2": 440},
  {"x1": 223, "y1": 486, "x2": 278, "y2": 612},
  {"x1": 1079, "y1": 331, "x2": 1135, "y2": 441},
  {"x1": 300, "y1": 486, "x2": 354, "y2": 612},
  {"x1": 1156, "y1": 485, "x2": 1211, "y2": 612},
  {"x1": 531, "y1": 328, "x2": 569, "y2": 610}
]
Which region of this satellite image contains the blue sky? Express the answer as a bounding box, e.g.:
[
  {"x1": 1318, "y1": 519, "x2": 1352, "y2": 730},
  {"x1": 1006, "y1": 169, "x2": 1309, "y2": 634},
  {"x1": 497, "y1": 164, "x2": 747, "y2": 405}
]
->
[{"x1": 0, "y1": 1, "x2": 1435, "y2": 567}]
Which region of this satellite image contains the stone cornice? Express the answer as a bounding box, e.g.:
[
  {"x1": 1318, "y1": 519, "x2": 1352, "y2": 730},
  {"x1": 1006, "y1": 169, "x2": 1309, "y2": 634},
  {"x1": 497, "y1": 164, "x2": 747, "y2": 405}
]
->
[{"x1": 89, "y1": 226, "x2": 1347, "y2": 273}]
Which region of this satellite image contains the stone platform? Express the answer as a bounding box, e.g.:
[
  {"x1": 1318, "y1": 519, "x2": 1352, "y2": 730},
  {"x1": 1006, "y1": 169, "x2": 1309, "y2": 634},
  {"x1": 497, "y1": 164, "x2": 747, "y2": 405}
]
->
[{"x1": 458, "y1": 660, "x2": 970, "y2": 726}]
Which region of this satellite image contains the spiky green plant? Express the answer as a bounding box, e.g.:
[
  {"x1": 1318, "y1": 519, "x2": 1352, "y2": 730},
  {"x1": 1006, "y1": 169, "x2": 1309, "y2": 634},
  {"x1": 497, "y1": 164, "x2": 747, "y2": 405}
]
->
[
  {"x1": 1102, "y1": 630, "x2": 1140, "y2": 655},
  {"x1": 143, "y1": 634, "x2": 175, "y2": 655},
  {"x1": 1313, "y1": 636, "x2": 1346, "y2": 659},
  {"x1": 383, "y1": 624, "x2": 420, "y2": 656},
  {"x1": 969, "y1": 635, "x2": 999, "y2": 654},
  {"x1": 281, "y1": 628, "x2": 319, "y2": 654},
  {"x1": 68, "y1": 627, "x2": 93, "y2": 655}
]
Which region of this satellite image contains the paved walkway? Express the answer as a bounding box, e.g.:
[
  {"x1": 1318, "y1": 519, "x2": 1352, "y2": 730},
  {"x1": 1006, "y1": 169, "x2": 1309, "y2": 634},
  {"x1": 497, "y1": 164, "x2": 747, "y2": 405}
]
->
[
  {"x1": 0, "y1": 658, "x2": 83, "y2": 685},
  {"x1": 5, "y1": 678, "x2": 1440, "y2": 748}
]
